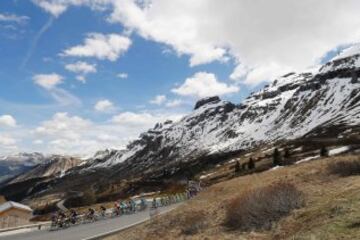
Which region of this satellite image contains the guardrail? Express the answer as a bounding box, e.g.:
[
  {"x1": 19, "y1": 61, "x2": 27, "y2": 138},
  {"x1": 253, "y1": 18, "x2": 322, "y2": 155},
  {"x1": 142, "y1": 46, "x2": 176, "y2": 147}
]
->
[{"x1": 0, "y1": 221, "x2": 51, "y2": 233}]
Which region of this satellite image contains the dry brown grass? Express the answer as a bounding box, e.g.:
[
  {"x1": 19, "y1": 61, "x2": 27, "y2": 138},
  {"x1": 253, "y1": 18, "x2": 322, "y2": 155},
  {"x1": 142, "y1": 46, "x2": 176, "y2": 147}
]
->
[
  {"x1": 224, "y1": 182, "x2": 304, "y2": 231},
  {"x1": 328, "y1": 157, "x2": 360, "y2": 176},
  {"x1": 103, "y1": 154, "x2": 360, "y2": 240}
]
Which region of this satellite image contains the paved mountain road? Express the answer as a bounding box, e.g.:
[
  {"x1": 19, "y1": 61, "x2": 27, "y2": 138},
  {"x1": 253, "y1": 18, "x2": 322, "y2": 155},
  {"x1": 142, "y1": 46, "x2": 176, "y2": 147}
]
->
[{"x1": 0, "y1": 205, "x2": 179, "y2": 240}]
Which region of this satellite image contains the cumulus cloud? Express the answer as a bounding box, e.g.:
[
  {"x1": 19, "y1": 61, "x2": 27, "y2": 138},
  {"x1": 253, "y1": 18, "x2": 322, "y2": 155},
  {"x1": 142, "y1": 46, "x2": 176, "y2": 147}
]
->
[
  {"x1": 65, "y1": 61, "x2": 97, "y2": 82},
  {"x1": 0, "y1": 115, "x2": 17, "y2": 127},
  {"x1": 33, "y1": 112, "x2": 97, "y2": 153},
  {"x1": 33, "y1": 0, "x2": 360, "y2": 85},
  {"x1": 117, "y1": 72, "x2": 128, "y2": 79},
  {"x1": 233, "y1": 63, "x2": 294, "y2": 86},
  {"x1": 32, "y1": 0, "x2": 106, "y2": 18},
  {"x1": 33, "y1": 73, "x2": 82, "y2": 106},
  {"x1": 172, "y1": 72, "x2": 239, "y2": 98},
  {"x1": 0, "y1": 13, "x2": 29, "y2": 24},
  {"x1": 61, "y1": 33, "x2": 132, "y2": 61},
  {"x1": 0, "y1": 135, "x2": 16, "y2": 146},
  {"x1": 150, "y1": 95, "x2": 166, "y2": 105},
  {"x1": 65, "y1": 61, "x2": 97, "y2": 74},
  {"x1": 112, "y1": 111, "x2": 183, "y2": 128},
  {"x1": 33, "y1": 73, "x2": 63, "y2": 89},
  {"x1": 35, "y1": 112, "x2": 90, "y2": 138},
  {"x1": 94, "y1": 99, "x2": 114, "y2": 112},
  {"x1": 165, "y1": 99, "x2": 183, "y2": 108},
  {"x1": 32, "y1": 0, "x2": 68, "y2": 17},
  {"x1": 29, "y1": 111, "x2": 183, "y2": 155}
]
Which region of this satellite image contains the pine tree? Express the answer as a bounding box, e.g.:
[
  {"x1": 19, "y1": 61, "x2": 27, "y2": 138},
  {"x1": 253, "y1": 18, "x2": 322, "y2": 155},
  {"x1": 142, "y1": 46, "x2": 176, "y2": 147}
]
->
[
  {"x1": 283, "y1": 148, "x2": 291, "y2": 165},
  {"x1": 320, "y1": 146, "x2": 329, "y2": 157},
  {"x1": 234, "y1": 160, "x2": 241, "y2": 174},
  {"x1": 248, "y1": 157, "x2": 255, "y2": 169},
  {"x1": 284, "y1": 148, "x2": 291, "y2": 158},
  {"x1": 273, "y1": 148, "x2": 282, "y2": 166}
]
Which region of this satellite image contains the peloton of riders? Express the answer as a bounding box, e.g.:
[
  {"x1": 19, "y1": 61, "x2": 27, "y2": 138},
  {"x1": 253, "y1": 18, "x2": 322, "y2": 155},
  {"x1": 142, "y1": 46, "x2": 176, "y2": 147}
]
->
[{"x1": 50, "y1": 190, "x2": 195, "y2": 230}]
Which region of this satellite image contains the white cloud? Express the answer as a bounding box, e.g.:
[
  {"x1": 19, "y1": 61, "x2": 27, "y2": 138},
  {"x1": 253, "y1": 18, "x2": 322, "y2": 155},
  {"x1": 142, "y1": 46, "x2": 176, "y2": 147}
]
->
[
  {"x1": 0, "y1": 135, "x2": 16, "y2": 146},
  {"x1": 172, "y1": 72, "x2": 239, "y2": 98},
  {"x1": 33, "y1": 139, "x2": 44, "y2": 145},
  {"x1": 32, "y1": 0, "x2": 107, "y2": 18},
  {"x1": 108, "y1": 0, "x2": 360, "y2": 84},
  {"x1": 62, "y1": 33, "x2": 132, "y2": 61},
  {"x1": 65, "y1": 61, "x2": 97, "y2": 83},
  {"x1": 94, "y1": 99, "x2": 115, "y2": 112},
  {"x1": 232, "y1": 63, "x2": 294, "y2": 86},
  {"x1": 111, "y1": 111, "x2": 183, "y2": 129},
  {"x1": 165, "y1": 99, "x2": 183, "y2": 108},
  {"x1": 33, "y1": 73, "x2": 63, "y2": 89},
  {"x1": 76, "y1": 75, "x2": 86, "y2": 83},
  {"x1": 33, "y1": 73, "x2": 82, "y2": 106},
  {"x1": 32, "y1": 0, "x2": 68, "y2": 18},
  {"x1": 0, "y1": 115, "x2": 17, "y2": 127},
  {"x1": 34, "y1": 0, "x2": 360, "y2": 85},
  {"x1": 117, "y1": 72, "x2": 128, "y2": 79},
  {"x1": 35, "y1": 112, "x2": 91, "y2": 137},
  {"x1": 28, "y1": 111, "x2": 184, "y2": 155},
  {"x1": 49, "y1": 87, "x2": 82, "y2": 106},
  {"x1": 150, "y1": 95, "x2": 166, "y2": 105},
  {"x1": 65, "y1": 61, "x2": 97, "y2": 74},
  {"x1": 0, "y1": 13, "x2": 29, "y2": 24}
]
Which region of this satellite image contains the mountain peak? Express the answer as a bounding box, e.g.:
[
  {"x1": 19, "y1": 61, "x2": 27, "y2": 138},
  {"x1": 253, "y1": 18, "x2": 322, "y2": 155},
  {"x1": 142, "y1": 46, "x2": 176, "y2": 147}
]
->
[{"x1": 194, "y1": 96, "x2": 221, "y2": 110}]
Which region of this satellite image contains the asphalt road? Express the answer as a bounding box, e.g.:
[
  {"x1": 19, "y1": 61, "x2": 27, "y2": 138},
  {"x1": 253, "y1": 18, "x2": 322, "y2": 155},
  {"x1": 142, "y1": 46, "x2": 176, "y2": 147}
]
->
[{"x1": 0, "y1": 205, "x2": 179, "y2": 240}]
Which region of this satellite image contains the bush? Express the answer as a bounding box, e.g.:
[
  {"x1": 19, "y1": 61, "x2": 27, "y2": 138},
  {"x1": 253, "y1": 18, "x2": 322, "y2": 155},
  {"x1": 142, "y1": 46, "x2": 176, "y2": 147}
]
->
[
  {"x1": 224, "y1": 182, "x2": 304, "y2": 231},
  {"x1": 328, "y1": 159, "x2": 360, "y2": 177},
  {"x1": 320, "y1": 146, "x2": 329, "y2": 157},
  {"x1": 234, "y1": 161, "x2": 241, "y2": 174},
  {"x1": 284, "y1": 148, "x2": 291, "y2": 159},
  {"x1": 273, "y1": 148, "x2": 283, "y2": 166},
  {"x1": 248, "y1": 158, "x2": 255, "y2": 169},
  {"x1": 179, "y1": 210, "x2": 208, "y2": 235}
]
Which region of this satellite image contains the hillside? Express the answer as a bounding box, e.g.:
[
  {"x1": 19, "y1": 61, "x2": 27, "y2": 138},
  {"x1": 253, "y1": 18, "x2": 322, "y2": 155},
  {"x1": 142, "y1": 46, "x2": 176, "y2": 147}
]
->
[
  {"x1": 9, "y1": 155, "x2": 82, "y2": 184},
  {"x1": 85, "y1": 47, "x2": 360, "y2": 173},
  {"x1": 1, "y1": 45, "x2": 360, "y2": 212},
  {"x1": 104, "y1": 153, "x2": 360, "y2": 240},
  {"x1": 0, "y1": 152, "x2": 47, "y2": 184},
  {"x1": 0, "y1": 155, "x2": 83, "y2": 203}
]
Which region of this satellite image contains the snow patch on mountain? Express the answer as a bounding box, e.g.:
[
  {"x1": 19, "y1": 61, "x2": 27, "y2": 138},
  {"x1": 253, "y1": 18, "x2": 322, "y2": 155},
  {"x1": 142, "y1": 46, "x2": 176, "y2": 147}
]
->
[{"x1": 84, "y1": 45, "x2": 360, "y2": 175}]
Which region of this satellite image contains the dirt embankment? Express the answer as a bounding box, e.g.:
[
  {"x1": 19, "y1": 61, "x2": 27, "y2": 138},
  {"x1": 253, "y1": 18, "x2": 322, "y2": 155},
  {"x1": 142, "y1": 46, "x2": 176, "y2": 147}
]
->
[{"x1": 103, "y1": 154, "x2": 360, "y2": 240}]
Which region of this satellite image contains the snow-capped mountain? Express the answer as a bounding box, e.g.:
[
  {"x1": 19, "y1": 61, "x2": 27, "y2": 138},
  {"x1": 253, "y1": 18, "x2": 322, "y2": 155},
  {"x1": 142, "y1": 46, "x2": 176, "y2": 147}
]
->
[
  {"x1": 0, "y1": 152, "x2": 47, "y2": 183},
  {"x1": 0, "y1": 152, "x2": 83, "y2": 185},
  {"x1": 83, "y1": 46, "x2": 360, "y2": 177},
  {"x1": 9, "y1": 155, "x2": 83, "y2": 184},
  {"x1": 2, "y1": 45, "x2": 360, "y2": 204}
]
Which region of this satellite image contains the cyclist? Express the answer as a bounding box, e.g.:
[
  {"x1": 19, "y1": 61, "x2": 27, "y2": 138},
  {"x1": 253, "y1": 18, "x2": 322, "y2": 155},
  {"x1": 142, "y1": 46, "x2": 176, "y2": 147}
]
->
[
  {"x1": 100, "y1": 205, "x2": 106, "y2": 217},
  {"x1": 69, "y1": 209, "x2": 78, "y2": 224},
  {"x1": 87, "y1": 208, "x2": 96, "y2": 221},
  {"x1": 152, "y1": 198, "x2": 157, "y2": 209}
]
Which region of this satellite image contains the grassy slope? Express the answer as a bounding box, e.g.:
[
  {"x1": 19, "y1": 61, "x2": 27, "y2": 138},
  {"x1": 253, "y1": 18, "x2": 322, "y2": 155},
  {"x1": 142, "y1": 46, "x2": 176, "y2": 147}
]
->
[{"x1": 104, "y1": 154, "x2": 360, "y2": 240}]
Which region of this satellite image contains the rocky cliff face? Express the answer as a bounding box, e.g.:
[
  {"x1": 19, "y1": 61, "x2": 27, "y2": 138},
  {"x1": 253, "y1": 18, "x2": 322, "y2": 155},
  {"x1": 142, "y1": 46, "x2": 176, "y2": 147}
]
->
[
  {"x1": 9, "y1": 155, "x2": 83, "y2": 184},
  {"x1": 82, "y1": 47, "x2": 360, "y2": 178}
]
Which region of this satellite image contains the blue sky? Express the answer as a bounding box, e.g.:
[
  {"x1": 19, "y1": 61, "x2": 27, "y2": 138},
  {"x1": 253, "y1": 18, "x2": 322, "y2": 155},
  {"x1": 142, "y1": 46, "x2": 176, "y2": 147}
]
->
[{"x1": 0, "y1": 0, "x2": 359, "y2": 155}]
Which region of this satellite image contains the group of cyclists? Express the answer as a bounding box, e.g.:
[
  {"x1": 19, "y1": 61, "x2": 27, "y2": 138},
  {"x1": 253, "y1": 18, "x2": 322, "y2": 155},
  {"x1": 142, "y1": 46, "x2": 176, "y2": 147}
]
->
[
  {"x1": 50, "y1": 206, "x2": 103, "y2": 229},
  {"x1": 50, "y1": 183, "x2": 201, "y2": 230}
]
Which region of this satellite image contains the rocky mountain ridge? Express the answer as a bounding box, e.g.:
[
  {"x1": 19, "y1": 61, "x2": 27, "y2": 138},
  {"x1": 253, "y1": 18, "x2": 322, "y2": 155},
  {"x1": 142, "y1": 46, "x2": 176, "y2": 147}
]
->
[
  {"x1": 0, "y1": 152, "x2": 47, "y2": 183},
  {"x1": 1, "y1": 45, "x2": 360, "y2": 207},
  {"x1": 82, "y1": 47, "x2": 360, "y2": 178}
]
